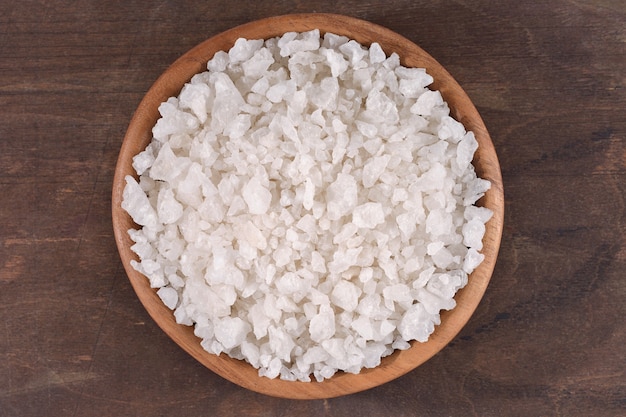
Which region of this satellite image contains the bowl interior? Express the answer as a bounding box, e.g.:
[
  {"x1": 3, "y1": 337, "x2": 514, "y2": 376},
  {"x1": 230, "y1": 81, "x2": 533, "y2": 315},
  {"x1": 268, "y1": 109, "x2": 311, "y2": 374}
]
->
[{"x1": 112, "y1": 13, "x2": 504, "y2": 399}]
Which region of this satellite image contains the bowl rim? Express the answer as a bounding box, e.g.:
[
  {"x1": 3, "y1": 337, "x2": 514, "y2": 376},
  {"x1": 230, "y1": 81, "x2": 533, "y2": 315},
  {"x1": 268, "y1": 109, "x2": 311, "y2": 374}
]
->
[{"x1": 112, "y1": 13, "x2": 504, "y2": 400}]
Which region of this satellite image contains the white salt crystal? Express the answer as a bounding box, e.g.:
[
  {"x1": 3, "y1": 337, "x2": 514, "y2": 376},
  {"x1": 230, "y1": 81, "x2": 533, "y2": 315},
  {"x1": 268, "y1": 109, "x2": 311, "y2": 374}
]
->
[
  {"x1": 333, "y1": 223, "x2": 358, "y2": 245},
  {"x1": 179, "y1": 82, "x2": 212, "y2": 124},
  {"x1": 463, "y1": 218, "x2": 486, "y2": 250},
  {"x1": 369, "y1": 42, "x2": 386, "y2": 64},
  {"x1": 273, "y1": 245, "x2": 292, "y2": 268},
  {"x1": 210, "y1": 72, "x2": 245, "y2": 133},
  {"x1": 122, "y1": 176, "x2": 158, "y2": 228},
  {"x1": 132, "y1": 145, "x2": 156, "y2": 176},
  {"x1": 323, "y1": 32, "x2": 350, "y2": 49},
  {"x1": 325, "y1": 173, "x2": 358, "y2": 221},
  {"x1": 398, "y1": 303, "x2": 434, "y2": 343},
  {"x1": 242, "y1": 47, "x2": 274, "y2": 78},
  {"x1": 251, "y1": 76, "x2": 270, "y2": 95},
  {"x1": 356, "y1": 120, "x2": 377, "y2": 139},
  {"x1": 330, "y1": 280, "x2": 361, "y2": 312},
  {"x1": 278, "y1": 29, "x2": 320, "y2": 56},
  {"x1": 464, "y1": 178, "x2": 492, "y2": 205},
  {"x1": 321, "y1": 48, "x2": 349, "y2": 77},
  {"x1": 398, "y1": 78, "x2": 425, "y2": 99},
  {"x1": 431, "y1": 246, "x2": 455, "y2": 269},
  {"x1": 242, "y1": 220, "x2": 267, "y2": 250},
  {"x1": 207, "y1": 50, "x2": 229, "y2": 72},
  {"x1": 242, "y1": 176, "x2": 272, "y2": 215},
  {"x1": 339, "y1": 40, "x2": 368, "y2": 65},
  {"x1": 228, "y1": 38, "x2": 264, "y2": 63},
  {"x1": 268, "y1": 326, "x2": 296, "y2": 362},
  {"x1": 410, "y1": 89, "x2": 444, "y2": 116},
  {"x1": 362, "y1": 155, "x2": 391, "y2": 188},
  {"x1": 328, "y1": 247, "x2": 362, "y2": 274},
  {"x1": 351, "y1": 316, "x2": 375, "y2": 339},
  {"x1": 150, "y1": 143, "x2": 190, "y2": 183},
  {"x1": 302, "y1": 178, "x2": 316, "y2": 210},
  {"x1": 266, "y1": 80, "x2": 296, "y2": 103},
  {"x1": 309, "y1": 304, "x2": 336, "y2": 343},
  {"x1": 156, "y1": 188, "x2": 183, "y2": 225},
  {"x1": 352, "y1": 202, "x2": 385, "y2": 229},
  {"x1": 223, "y1": 113, "x2": 251, "y2": 139},
  {"x1": 311, "y1": 251, "x2": 327, "y2": 273},
  {"x1": 302, "y1": 345, "x2": 329, "y2": 365},
  {"x1": 463, "y1": 248, "x2": 485, "y2": 273},
  {"x1": 152, "y1": 101, "x2": 200, "y2": 142},
  {"x1": 241, "y1": 341, "x2": 261, "y2": 368},
  {"x1": 366, "y1": 89, "x2": 399, "y2": 124},
  {"x1": 157, "y1": 287, "x2": 178, "y2": 310},
  {"x1": 382, "y1": 284, "x2": 412, "y2": 305},
  {"x1": 416, "y1": 287, "x2": 456, "y2": 315},
  {"x1": 438, "y1": 115, "x2": 466, "y2": 143},
  {"x1": 464, "y1": 205, "x2": 494, "y2": 223},
  {"x1": 214, "y1": 316, "x2": 251, "y2": 350}
]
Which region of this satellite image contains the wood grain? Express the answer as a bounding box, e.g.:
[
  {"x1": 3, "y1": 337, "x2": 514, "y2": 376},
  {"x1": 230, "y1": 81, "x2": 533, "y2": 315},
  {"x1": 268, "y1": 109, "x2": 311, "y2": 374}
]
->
[{"x1": 1, "y1": 0, "x2": 624, "y2": 415}]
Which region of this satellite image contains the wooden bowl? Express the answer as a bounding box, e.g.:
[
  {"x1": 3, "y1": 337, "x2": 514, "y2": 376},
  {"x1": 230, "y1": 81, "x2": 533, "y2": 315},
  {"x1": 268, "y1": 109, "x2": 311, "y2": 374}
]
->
[{"x1": 112, "y1": 13, "x2": 504, "y2": 399}]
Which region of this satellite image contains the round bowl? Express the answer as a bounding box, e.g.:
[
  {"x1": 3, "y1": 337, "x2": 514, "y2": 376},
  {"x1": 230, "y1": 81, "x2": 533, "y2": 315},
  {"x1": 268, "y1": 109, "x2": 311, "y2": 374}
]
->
[{"x1": 112, "y1": 13, "x2": 504, "y2": 399}]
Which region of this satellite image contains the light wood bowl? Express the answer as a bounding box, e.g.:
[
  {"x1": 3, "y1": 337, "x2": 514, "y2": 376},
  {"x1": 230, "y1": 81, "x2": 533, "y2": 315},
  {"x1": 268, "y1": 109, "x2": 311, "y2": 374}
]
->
[{"x1": 112, "y1": 13, "x2": 504, "y2": 399}]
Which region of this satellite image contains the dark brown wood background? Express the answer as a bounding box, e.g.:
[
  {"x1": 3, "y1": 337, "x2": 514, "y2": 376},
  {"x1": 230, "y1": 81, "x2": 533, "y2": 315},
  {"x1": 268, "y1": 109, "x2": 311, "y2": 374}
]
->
[{"x1": 1, "y1": 1, "x2": 624, "y2": 416}]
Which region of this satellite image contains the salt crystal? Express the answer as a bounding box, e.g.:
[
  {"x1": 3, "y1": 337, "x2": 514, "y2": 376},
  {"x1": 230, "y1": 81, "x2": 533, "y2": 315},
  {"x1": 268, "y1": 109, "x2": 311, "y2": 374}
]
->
[
  {"x1": 228, "y1": 38, "x2": 264, "y2": 64},
  {"x1": 464, "y1": 205, "x2": 494, "y2": 223},
  {"x1": 322, "y1": 32, "x2": 350, "y2": 49},
  {"x1": 410, "y1": 89, "x2": 444, "y2": 116},
  {"x1": 266, "y1": 80, "x2": 296, "y2": 103},
  {"x1": 156, "y1": 286, "x2": 178, "y2": 310},
  {"x1": 350, "y1": 316, "x2": 374, "y2": 339},
  {"x1": 122, "y1": 176, "x2": 158, "y2": 228},
  {"x1": 355, "y1": 120, "x2": 377, "y2": 139},
  {"x1": 152, "y1": 101, "x2": 200, "y2": 142},
  {"x1": 352, "y1": 202, "x2": 385, "y2": 229},
  {"x1": 330, "y1": 280, "x2": 361, "y2": 312},
  {"x1": 326, "y1": 173, "x2": 358, "y2": 220},
  {"x1": 268, "y1": 326, "x2": 295, "y2": 362},
  {"x1": 179, "y1": 82, "x2": 212, "y2": 124},
  {"x1": 398, "y1": 303, "x2": 434, "y2": 342},
  {"x1": 150, "y1": 143, "x2": 189, "y2": 183},
  {"x1": 223, "y1": 113, "x2": 251, "y2": 139},
  {"x1": 368, "y1": 42, "x2": 386, "y2": 64},
  {"x1": 463, "y1": 248, "x2": 485, "y2": 273},
  {"x1": 311, "y1": 251, "x2": 327, "y2": 273},
  {"x1": 417, "y1": 287, "x2": 456, "y2": 315},
  {"x1": 321, "y1": 48, "x2": 349, "y2": 77},
  {"x1": 382, "y1": 284, "x2": 412, "y2": 305},
  {"x1": 242, "y1": 47, "x2": 274, "y2": 78},
  {"x1": 132, "y1": 145, "x2": 156, "y2": 176},
  {"x1": 207, "y1": 50, "x2": 229, "y2": 72},
  {"x1": 242, "y1": 176, "x2": 272, "y2": 215},
  {"x1": 463, "y1": 218, "x2": 486, "y2": 250},
  {"x1": 302, "y1": 178, "x2": 315, "y2": 210},
  {"x1": 278, "y1": 29, "x2": 320, "y2": 57},
  {"x1": 339, "y1": 40, "x2": 368, "y2": 65},
  {"x1": 328, "y1": 247, "x2": 362, "y2": 274},
  {"x1": 214, "y1": 316, "x2": 251, "y2": 350},
  {"x1": 273, "y1": 245, "x2": 292, "y2": 268},
  {"x1": 309, "y1": 304, "x2": 336, "y2": 343},
  {"x1": 362, "y1": 155, "x2": 391, "y2": 188},
  {"x1": 398, "y1": 78, "x2": 426, "y2": 99},
  {"x1": 456, "y1": 131, "x2": 479, "y2": 171}
]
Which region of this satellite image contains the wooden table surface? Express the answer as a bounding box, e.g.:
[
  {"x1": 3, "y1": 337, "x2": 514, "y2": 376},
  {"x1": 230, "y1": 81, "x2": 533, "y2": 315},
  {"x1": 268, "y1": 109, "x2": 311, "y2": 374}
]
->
[{"x1": 1, "y1": 1, "x2": 624, "y2": 416}]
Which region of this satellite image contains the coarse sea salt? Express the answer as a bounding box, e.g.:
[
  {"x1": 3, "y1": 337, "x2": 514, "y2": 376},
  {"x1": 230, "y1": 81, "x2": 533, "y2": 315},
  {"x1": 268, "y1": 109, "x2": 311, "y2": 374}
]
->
[{"x1": 121, "y1": 29, "x2": 492, "y2": 382}]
